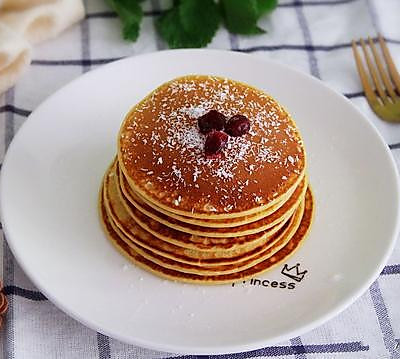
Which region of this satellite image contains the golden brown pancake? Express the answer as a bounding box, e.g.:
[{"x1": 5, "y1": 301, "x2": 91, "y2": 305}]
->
[
  {"x1": 99, "y1": 188, "x2": 314, "y2": 283},
  {"x1": 103, "y1": 162, "x2": 304, "y2": 264},
  {"x1": 104, "y1": 163, "x2": 293, "y2": 254},
  {"x1": 118, "y1": 75, "x2": 306, "y2": 219},
  {"x1": 116, "y1": 165, "x2": 308, "y2": 238},
  {"x1": 104, "y1": 187, "x2": 305, "y2": 273},
  {"x1": 119, "y1": 163, "x2": 302, "y2": 228},
  {"x1": 100, "y1": 75, "x2": 314, "y2": 284}
]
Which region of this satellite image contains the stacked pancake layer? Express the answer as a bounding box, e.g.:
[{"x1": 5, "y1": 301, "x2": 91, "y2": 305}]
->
[{"x1": 100, "y1": 75, "x2": 314, "y2": 284}]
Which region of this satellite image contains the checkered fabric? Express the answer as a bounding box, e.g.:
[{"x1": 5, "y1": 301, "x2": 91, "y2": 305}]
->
[{"x1": 1, "y1": 0, "x2": 400, "y2": 358}]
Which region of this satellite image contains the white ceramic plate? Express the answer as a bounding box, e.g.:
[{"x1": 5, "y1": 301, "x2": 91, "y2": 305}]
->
[{"x1": 1, "y1": 50, "x2": 399, "y2": 354}]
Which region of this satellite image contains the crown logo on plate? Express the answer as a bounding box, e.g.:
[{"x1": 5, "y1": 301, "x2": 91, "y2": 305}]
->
[{"x1": 281, "y1": 263, "x2": 307, "y2": 282}]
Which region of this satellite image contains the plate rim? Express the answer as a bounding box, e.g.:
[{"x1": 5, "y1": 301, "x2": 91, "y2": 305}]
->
[{"x1": 1, "y1": 49, "x2": 400, "y2": 354}]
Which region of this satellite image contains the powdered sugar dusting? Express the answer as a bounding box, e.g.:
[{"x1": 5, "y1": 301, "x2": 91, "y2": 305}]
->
[{"x1": 179, "y1": 106, "x2": 207, "y2": 119}]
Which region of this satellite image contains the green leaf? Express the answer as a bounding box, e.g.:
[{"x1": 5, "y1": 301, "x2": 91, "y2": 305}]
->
[
  {"x1": 156, "y1": 8, "x2": 193, "y2": 48},
  {"x1": 107, "y1": 0, "x2": 143, "y2": 41},
  {"x1": 220, "y1": 0, "x2": 262, "y2": 35},
  {"x1": 220, "y1": 0, "x2": 276, "y2": 35},
  {"x1": 156, "y1": 0, "x2": 220, "y2": 49},
  {"x1": 251, "y1": 26, "x2": 267, "y2": 35},
  {"x1": 179, "y1": 0, "x2": 220, "y2": 38},
  {"x1": 256, "y1": 0, "x2": 278, "y2": 16}
]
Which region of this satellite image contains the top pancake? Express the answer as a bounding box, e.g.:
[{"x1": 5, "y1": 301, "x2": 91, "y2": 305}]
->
[{"x1": 118, "y1": 75, "x2": 306, "y2": 219}]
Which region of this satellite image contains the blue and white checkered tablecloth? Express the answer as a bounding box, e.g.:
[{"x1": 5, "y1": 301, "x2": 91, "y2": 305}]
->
[{"x1": 1, "y1": 0, "x2": 400, "y2": 358}]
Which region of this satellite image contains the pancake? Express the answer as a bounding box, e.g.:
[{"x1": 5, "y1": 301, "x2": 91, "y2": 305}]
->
[
  {"x1": 118, "y1": 75, "x2": 306, "y2": 219},
  {"x1": 103, "y1": 163, "x2": 304, "y2": 264},
  {"x1": 104, "y1": 195, "x2": 304, "y2": 274},
  {"x1": 99, "y1": 75, "x2": 314, "y2": 284},
  {"x1": 118, "y1": 169, "x2": 307, "y2": 238},
  {"x1": 100, "y1": 187, "x2": 314, "y2": 283},
  {"x1": 104, "y1": 163, "x2": 293, "y2": 254},
  {"x1": 119, "y1": 163, "x2": 301, "y2": 228}
]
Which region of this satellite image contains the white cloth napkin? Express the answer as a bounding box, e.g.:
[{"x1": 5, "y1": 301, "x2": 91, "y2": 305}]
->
[
  {"x1": 1, "y1": 0, "x2": 400, "y2": 358},
  {"x1": 0, "y1": 0, "x2": 84, "y2": 94}
]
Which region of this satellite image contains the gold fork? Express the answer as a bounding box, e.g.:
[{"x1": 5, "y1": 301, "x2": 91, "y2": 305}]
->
[{"x1": 352, "y1": 34, "x2": 400, "y2": 122}]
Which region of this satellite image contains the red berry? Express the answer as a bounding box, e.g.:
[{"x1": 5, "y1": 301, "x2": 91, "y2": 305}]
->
[
  {"x1": 205, "y1": 130, "x2": 228, "y2": 157},
  {"x1": 198, "y1": 110, "x2": 226, "y2": 134},
  {"x1": 226, "y1": 115, "x2": 250, "y2": 137}
]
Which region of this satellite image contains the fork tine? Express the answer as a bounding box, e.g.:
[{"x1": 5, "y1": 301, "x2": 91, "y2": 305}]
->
[
  {"x1": 379, "y1": 34, "x2": 400, "y2": 93},
  {"x1": 367, "y1": 37, "x2": 397, "y2": 102},
  {"x1": 352, "y1": 40, "x2": 378, "y2": 105},
  {"x1": 360, "y1": 38, "x2": 388, "y2": 103}
]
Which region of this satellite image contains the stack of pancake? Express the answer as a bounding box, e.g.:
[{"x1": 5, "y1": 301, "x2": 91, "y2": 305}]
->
[{"x1": 100, "y1": 75, "x2": 314, "y2": 284}]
